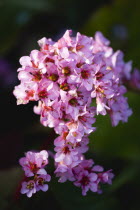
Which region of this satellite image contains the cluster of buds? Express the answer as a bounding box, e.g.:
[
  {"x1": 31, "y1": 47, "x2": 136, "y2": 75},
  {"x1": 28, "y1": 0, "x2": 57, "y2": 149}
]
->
[{"x1": 13, "y1": 30, "x2": 140, "y2": 197}]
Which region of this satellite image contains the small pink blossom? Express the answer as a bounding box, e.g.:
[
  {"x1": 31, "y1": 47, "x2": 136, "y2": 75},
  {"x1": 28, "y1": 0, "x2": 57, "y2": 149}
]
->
[
  {"x1": 74, "y1": 170, "x2": 98, "y2": 196},
  {"x1": 36, "y1": 174, "x2": 51, "y2": 192},
  {"x1": 21, "y1": 180, "x2": 36, "y2": 198},
  {"x1": 19, "y1": 150, "x2": 49, "y2": 177}
]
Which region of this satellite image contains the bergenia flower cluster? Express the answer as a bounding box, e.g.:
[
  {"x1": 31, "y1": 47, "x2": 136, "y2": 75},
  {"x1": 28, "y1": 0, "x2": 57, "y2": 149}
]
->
[
  {"x1": 13, "y1": 30, "x2": 139, "y2": 197},
  {"x1": 19, "y1": 150, "x2": 51, "y2": 197}
]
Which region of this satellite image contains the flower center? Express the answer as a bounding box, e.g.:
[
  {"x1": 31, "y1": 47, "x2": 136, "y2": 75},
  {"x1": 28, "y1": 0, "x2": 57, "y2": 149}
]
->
[
  {"x1": 96, "y1": 72, "x2": 104, "y2": 80},
  {"x1": 62, "y1": 146, "x2": 70, "y2": 154},
  {"x1": 62, "y1": 67, "x2": 71, "y2": 76},
  {"x1": 31, "y1": 61, "x2": 38, "y2": 68},
  {"x1": 26, "y1": 182, "x2": 34, "y2": 189},
  {"x1": 25, "y1": 90, "x2": 34, "y2": 98},
  {"x1": 29, "y1": 162, "x2": 38, "y2": 173},
  {"x1": 48, "y1": 74, "x2": 59, "y2": 82},
  {"x1": 69, "y1": 98, "x2": 78, "y2": 106},
  {"x1": 44, "y1": 106, "x2": 53, "y2": 111},
  {"x1": 81, "y1": 70, "x2": 90, "y2": 79},
  {"x1": 32, "y1": 72, "x2": 42, "y2": 81},
  {"x1": 45, "y1": 57, "x2": 54, "y2": 63},
  {"x1": 62, "y1": 131, "x2": 69, "y2": 140},
  {"x1": 80, "y1": 176, "x2": 89, "y2": 186},
  {"x1": 76, "y1": 62, "x2": 84, "y2": 68},
  {"x1": 76, "y1": 45, "x2": 84, "y2": 51},
  {"x1": 37, "y1": 177, "x2": 44, "y2": 186},
  {"x1": 38, "y1": 90, "x2": 47, "y2": 98},
  {"x1": 60, "y1": 83, "x2": 69, "y2": 91}
]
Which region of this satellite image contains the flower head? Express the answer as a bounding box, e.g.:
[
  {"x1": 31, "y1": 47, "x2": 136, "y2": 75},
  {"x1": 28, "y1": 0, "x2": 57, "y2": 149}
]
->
[
  {"x1": 19, "y1": 150, "x2": 48, "y2": 177},
  {"x1": 13, "y1": 29, "x2": 135, "y2": 197}
]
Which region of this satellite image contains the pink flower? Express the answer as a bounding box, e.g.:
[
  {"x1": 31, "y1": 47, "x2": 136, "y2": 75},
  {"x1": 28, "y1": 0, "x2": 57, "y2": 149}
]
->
[
  {"x1": 75, "y1": 32, "x2": 94, "y2": 57},
  {"x1": 111, "y1": 50, "x2": 132, "y2": 80},
  {"x1": 20, "y1": 174, "x2": 51, "y2": 197},
  {"x1": 55, "y1": 164, "x2": 75, "y2": 183},
  {"x1": 97, "y1": 170, "x2": 114, "y2": 185},
  {"x1": 19, "y1": 150, "x2": 48, "y2": 177},
  {"x1": 36, "y1": 174, "x2": 51, "y2": 192},
  {"x1": 74, "y1": 170, "x2": 98, "y2": 196},
  {"x1": 108, "y1": 95, "x2": 132, "y2": 126},
  {"x1": 93, "y1": 31, "x2": 112, "y2": 56},
  {"x1": 54, "y1": 137, "x2": 80, "y2": 166},
  {"x1": 21, "y1": 180, "x2": 36, "y2": 198},
  {"x1": 73, "y1": 159, "x2": 114, "y2": 195}
]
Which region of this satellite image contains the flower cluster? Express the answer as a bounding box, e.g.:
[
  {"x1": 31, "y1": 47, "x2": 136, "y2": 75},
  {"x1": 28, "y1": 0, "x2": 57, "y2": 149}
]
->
[
  {"x1": 73, "y1": 159, "x2": 114, "y2": 196},
  {"x1": 13, "y1": 29, "x2": 136, "y2": 197},
  {"x1": 19, "y1": 151, "x2": 51, "y2": 197}
]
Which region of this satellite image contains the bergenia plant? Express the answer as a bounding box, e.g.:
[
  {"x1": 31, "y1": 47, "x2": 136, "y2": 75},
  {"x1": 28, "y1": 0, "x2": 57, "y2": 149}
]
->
[{"x1": 13, "y1": 30, "x2": 140, "y2": 197}]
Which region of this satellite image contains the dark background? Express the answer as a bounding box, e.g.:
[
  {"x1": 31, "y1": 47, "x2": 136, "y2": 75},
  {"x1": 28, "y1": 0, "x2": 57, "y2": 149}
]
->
[{"x1": 0, "y1": 0, "x2": 140, "y2": 209}]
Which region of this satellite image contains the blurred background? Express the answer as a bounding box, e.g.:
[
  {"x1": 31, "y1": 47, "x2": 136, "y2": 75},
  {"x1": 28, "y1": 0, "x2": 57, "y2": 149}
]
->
[{"x1": 0, "y1": 0, "x2": 140, "y2": 209}]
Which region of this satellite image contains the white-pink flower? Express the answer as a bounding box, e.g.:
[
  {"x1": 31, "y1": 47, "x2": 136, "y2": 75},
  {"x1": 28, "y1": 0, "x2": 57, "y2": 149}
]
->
[
  {"x1": 21, "y1": 180, "x2": 36, "y2": 198},
  {"x1": 19, "y1": 150, "x2": 49, "y2": 177}
]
